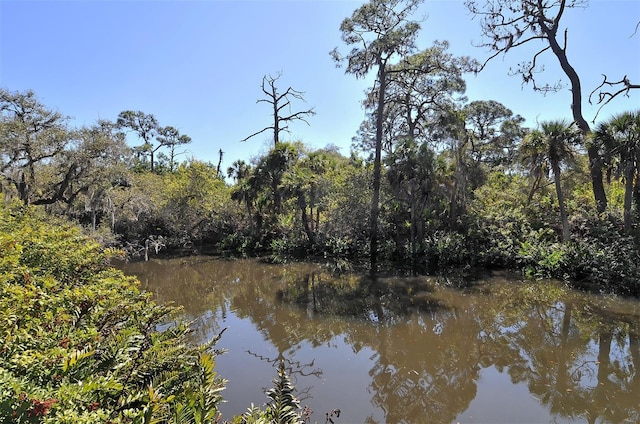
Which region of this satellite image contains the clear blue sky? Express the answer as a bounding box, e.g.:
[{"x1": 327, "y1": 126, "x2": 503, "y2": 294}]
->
[{"x1": 1, "y1": 0, "x2": 638, "y2": 173}]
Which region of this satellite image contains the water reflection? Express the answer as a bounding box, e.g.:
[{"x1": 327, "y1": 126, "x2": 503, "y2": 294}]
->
[{"x1": 119, "y1": 257, "x2": 640, "y2": 423}]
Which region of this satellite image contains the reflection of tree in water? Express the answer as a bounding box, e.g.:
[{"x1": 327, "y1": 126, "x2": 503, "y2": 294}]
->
[
  {"x1": 245, "y1": 349, "x2": 322, "y2": 401},
  {"x1": 120, "y1": 257, "x2": 320, "y2": 345},
  {"x1": 479, "y1": 283, "x2": 640, "y2": 424},
  {"x1": 229, "y1": 270, "x2": 353, "y2": 405},
  {"x1": 281, "y1": 272, "x2": 485, "y2": 423},
  {"x1": 281, "y1": 272, "x2": 640, "y2": 423},
  {"x1": 363, "y1": 307, "x2": 482, "y2": 423},
  {"x1": 123, "y1": 258, "x2": 640, "y2": 423},
  {"x1": 571, "y1": 311, "x2": 640, "y2": 424}
]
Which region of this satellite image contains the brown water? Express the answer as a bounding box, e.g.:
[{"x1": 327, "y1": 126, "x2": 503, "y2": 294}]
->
[{"x1": 119, "y1": 256, "x2": 640, "y2": 424}]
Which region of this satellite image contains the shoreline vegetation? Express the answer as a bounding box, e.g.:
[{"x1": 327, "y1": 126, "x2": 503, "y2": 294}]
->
[
  {"x1": 2, "y1": 0, "x2": 640, "y2": 416},
  {"x1": 3, "y1": 107, "x2": 640, "y2": 424},
  {"x1": 1, "y1": 200, "x2": 637, "y2": 422},
  {"x1": 0, "y1": 203, "x2": 321, "y2": 423},
  {"x1": 1, "y1": 85, "x2": 639, "y2": 298}
]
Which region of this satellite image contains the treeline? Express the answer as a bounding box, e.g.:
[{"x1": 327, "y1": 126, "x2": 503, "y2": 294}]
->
[
  {"x1": 2, "y1": 0, "x2": 640, "y2": 296},
  {"x1": 1, "y1": 85, "x2": 639, "y2": 294}
]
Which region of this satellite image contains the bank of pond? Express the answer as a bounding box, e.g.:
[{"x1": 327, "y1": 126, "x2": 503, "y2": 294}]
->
[{"x1": 1, "y1": 203, "x2": 639, "y2": 423}]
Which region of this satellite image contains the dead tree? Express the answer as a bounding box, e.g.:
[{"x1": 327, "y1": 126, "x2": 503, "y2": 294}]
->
[
  {"x1": 589, "y1": 75, "x2": 640, "y2": 122},
  {"x1": 242, "y1": 72, "x2": 315, "y2": 146}
]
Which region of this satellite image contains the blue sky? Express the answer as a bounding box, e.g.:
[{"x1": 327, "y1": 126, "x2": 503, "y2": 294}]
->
[{"x1": 1, "y1": 0, "x2": 638, "y2": 173}]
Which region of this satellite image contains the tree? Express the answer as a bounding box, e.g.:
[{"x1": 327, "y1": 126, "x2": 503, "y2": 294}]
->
[
  {"x1": 242, "y1": 73, "x2": 315, "y2": 146},
  {"x1": 385, "y1": 137, "x2": 435, "y2": 273},
  {"x1": 300, "y1": 148, "x2": 341, "y2": 234},
  {"x1": 462, "y1": 100, "x2": 527, "y2": 169},
  {"x1": 465, "y1": 0, "x2": 608, "y2": 213},
  {"x1": 433, "y1": 108, "x2": 475, "y2": 226},
  {"x1": 161, "y1": 160, "x2": 230, "y2": 246},
  {"x1": 228, "y1": 159, "x2": 256, "y2": 229},
  {"x1": 331, "y1": 0, "x2": 423, "y2": 274},
  {"x1": 116, "y1": 110, "x2": 160, "y2": 171},
  {"x1": 227, "y1": 159, "x2": 251, "y2": 183},
  {"x1": 0, "y1": 88, "x2": 73, "y2": 205},
  {"x1": 156, "y1": 125, "x2": 191, "y2": 172},
  {"x1": 590, "y1": 76, "x2": 640, "y2": 120},
  {"x1": 255, "y1": 142, "x2": 301, "y2": 217},
  {"x1": 593, "y1": 111, "x2": 640, "y2": 233},
  {"x1": 281, "y1": 159, "x2": 316, "y2": 245},
  {"x1": 63, "y1": 120, "x2": 131, "y2": 230},
  {"x1": 231, "y1": 143, "x2": 302, "y2": 241},
  {"x1": 520, "y1": 120, "x2": 580, "y2": 242},
  {"x1": 354, "y1": 44, "x2": 478, "y2": 235},
  {"x1": 354, "y1": 41, "x2": 473, "y2": 155}
]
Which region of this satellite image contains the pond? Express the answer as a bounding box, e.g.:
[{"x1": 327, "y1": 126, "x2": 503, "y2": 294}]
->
[{"x1": 119, "y1": 256, "x2": 640, "y2": 424}]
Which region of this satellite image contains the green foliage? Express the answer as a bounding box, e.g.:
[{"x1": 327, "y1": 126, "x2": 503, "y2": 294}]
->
[
  {"x1": 422, "y1": 231, "x2": 470, "y2": 272},
  {"x1": 319, "y1": 159, "x2": 371, "y2": 257},
  {"x1": 234, "y1": 361, "x2": 306, "y2": 424},
  {"x1": 4, "y1": 86, "x2": 640, "y2": 297},
  {"x1": 518, "y1": 234, "x2": 568, "y2": 279},
  {"x1": 0, "y1": 203, "x2": 227, "y2": 423},
  {"x1": 466, "y1": 172, "x2": 535, "y2": 268},
  {"x1": 217, "y1": 232, "x2": 254, "y2": 257},
  {"x1": 263, "y1": 361, "x2": 304, "y2": 424},
  {"x1": 110, "y1": 160, "x2": 234, "y2": 255},
  {"x1": 462, "y1": 170, "x2": 640, "y2": 295},
  {"x1": 564, "y1": 213, "x2": 640, "y2": 294},
  {"x1": 160, "y1": 160, "x2": 233, "y2": 247},
  {"x1": 512, "y1": 212, "x2": 640, "y2": 295}
]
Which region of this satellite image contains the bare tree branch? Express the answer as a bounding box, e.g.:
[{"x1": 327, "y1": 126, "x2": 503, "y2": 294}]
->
[
  {"x1": 630, "y1": 20, "x2": 640, "y2": 38},
  {"x1": 242, "y1": 73, "x2": 315, "y2": 145},
  {"x1": 589, "y1": 75, "x2": 640, "y2": 122},
  {"x1": 240, "y1": 126, "x2": 276, "y2": 143}
]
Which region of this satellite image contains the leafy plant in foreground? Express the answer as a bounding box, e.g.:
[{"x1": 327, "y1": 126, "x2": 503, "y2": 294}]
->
[
  {"x1": 0, "y1": 203, "x2": 227, "y2": 423},
  {"x1": 235, "y1": 360, "x2": 310, "y2": 424}
]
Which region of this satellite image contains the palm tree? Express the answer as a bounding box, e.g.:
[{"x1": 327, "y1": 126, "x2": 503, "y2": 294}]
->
[
  {"x1": 520, "y1": 120, "x2": 580, "y2": 242},
  {"x1": 227, "y1": 159, "x2": 251, "y2": 183},
  {"x1": 227, "y1": 160, "x2": 255, "y2": 230},
  {"x1": 593, "y1": 111, "x2": 640, "y2": 234}
]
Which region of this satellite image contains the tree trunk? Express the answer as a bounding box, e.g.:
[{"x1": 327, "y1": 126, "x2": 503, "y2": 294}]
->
[
  {"x1": 556, "y1": 302, "x2": 572, "y2": 392},
  {"x1": 91, "y1": 207, "x2": 97, "y2": 232},
  {"x1": 624, "y1": 158, "x2": 634, "y2": 234},
  {"x1": 596, "y1": 327, "x2": 612, "y2": 391},
  {"x1": 216, "y1": 149, "x2": 224, "y2": 177},
  {"x1": 17, "y1": 171, "x2": 29, "y2": 205},
  {"x1": 244, "y1": 194, "x2": 254, "y2": 231},
  {"x1": 451, "y1": 141, "x2": 467, "y2": 228},
  {"x1": 370, "y1": 63, "x2": 387, "y2": 276},
  {"x1": 298, "y1": 190, "x2": 314, "y2": 244},
  {"x1": 552, "y1": 162, "x2": 570, "y2": 242},
  {"x1": 587, "y1": 144, "x2": 607, "y2": 213},
  {"x1": 543, "y1": 24, "x2": 607, "y2": 213},
  {"x1": 410, "y1": 196, "x2": 417, "y2": 275},
  {"x1": 272, "y1": 86, "x2": 279, "y2": 146},
  {"x1": 169, "y1": 146, "x2": 176, "y2": 172},
  {"x1": 630, "y1": 324, "x2": 640, "y2": 391}
]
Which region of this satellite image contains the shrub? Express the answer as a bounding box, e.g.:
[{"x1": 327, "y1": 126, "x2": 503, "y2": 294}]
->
[{"x1": 0, "y1": 203, "x2": 226, "y2": 423}]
